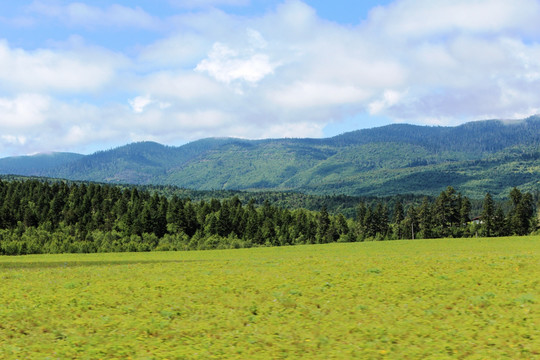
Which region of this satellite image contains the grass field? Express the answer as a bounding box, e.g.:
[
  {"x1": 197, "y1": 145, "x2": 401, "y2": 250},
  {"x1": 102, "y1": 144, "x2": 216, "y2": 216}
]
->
[{"x1": 0, "y1": 237, "x2": 538, "y2": 359}]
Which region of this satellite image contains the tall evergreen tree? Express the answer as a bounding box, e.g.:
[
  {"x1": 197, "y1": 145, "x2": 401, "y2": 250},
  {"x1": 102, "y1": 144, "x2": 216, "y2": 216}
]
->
[
  {"x1": 418, "y1": 197, "x2": 433, "y2": 239},
  {"x1": 373, "y1": 202, "x2": 389, "y2": 239},
  {"x1": 512, "y1": 192, "x2": 534, "y2": 235},
  {"x1": 481, "y1": 193, "x2": 495, "y2": 237},
  {"x1": 460, "y1": 196, "x2": 471, "y2": 225},
  {"x1": 355, "y1": 201, "x2": 367, "y2": 240},
  {"x1": 492, "y1": 205, "x2": 507, "y2": 237},
  {"x1": 404, "y1": 206, "x2": 419, "y2": 239},
  {"x1": 335, "y1": 213, "x2": 349, "y2": 238},
  {"x1": 393, "y1": 200, "x2": 404, "y2": 224},
  {"x1": 316, "y1": 206, "x2": 331, "y2": 243}
]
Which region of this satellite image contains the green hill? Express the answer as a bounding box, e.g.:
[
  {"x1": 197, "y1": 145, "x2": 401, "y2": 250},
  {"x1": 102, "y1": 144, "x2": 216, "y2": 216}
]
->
[
  {"x1": 1, "y1": 116, "x2": 539, "y2": 198},
  {"x1": 0, "y1": 152, "x2": 84, "y2": 176}
]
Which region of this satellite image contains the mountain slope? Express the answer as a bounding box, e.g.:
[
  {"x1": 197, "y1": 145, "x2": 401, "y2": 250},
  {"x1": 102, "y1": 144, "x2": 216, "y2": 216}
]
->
[
  {"x1": 331, "y1": 118, "x2": 540, "y2": 153},
  {"x1": 0, "y1": 116, "x2": 539, "y2": 198},
  {"x1": 0, "y1": 152, "x2": 84, "y2": 176}
]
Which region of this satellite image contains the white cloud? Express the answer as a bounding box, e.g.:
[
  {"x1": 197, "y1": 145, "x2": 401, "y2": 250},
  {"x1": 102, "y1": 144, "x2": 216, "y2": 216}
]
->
[
  {"x1": 247, "y1": 28, "x2": 268, "y2": 49},
  {"x1": 369, "y1": 90, "x2": 406, "y2": 115},
  {"x1": 265, "y1": 121, "x2": 324, "y2": 139},
  {"x1": 132, "y1": 71, "x2": 225, "y2": 102},
  {"x1": 195, "y1": 42, "x2": 278, "y2": 85},
  {"x1": 129, "y1": 94, "x2": 171, "y2": 113},
  {"x1": 129, "y1": 95, "x2": 153, "y2": 113},
  {"x1": 64, "y1": 125, "x2": 87, "y2": 145},
  {"x1": 274, "y1": 0, "x2": 317, "y2": 33},
  {"x1": 353, "y1": 0, "x2": 540, "y2": 124},
  {"x1": 269, "y1": 82, "x2": 370, "y2": 109},
  {"x1": 366, "y1": 0, "x2": 540, "y2": 38},
  {"x1": 0, "y1": 40, "x2": 120, "y2": 93},
  {"x1": 0, "y1": 94, "x2": 50, "y2": 129},
  {"x1": 1, "y1": 135, "x2": 28, "y2": 146},
  {"x1": 3, "y1": 0, "x2": 540, "y2": 156},
  {"x1": 138, "y1": 33, "x2": 210, "y2": 68}
]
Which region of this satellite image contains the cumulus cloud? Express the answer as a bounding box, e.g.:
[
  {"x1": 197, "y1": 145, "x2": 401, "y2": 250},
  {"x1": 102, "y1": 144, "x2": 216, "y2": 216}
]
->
[
  {"x1": 0, "y1": 96, "x2": 103, "y2": 155},
  {"x1": 1, "y1": 135, "x2": 28, "y2": 146},
  {"x1": 138, "y1": 33, "x2": 210, "y2": 68},
  {"x1": 369, "y1": 90, "x2": 406, "y2": 115},
  {"x1": 0, "y1": 39, "x2": 121, "y2": 93},
  {"x1": 0, "y1": 94, "x2": 50, "y2": 129},
  {"x1": 2, "y1": 0, "x2": 540, "y2": 156},
  {"x1": 129, "y1": 94, "x2": 171, "y2": 113},
  {"x1": 366, "y1": 0, "x2": 540, "y2": 38},
  {"x1": 193, "y1": 28, "x2": 279, "y2": 90},
  {"x1": 130, "y1": 71, "x2": 225, "y2": 102},
  {"x1": 356, "y1": 0, "x2": 540, "y2": 121},
  {"x1": 129, "y1": 95, "x2": 153, "y2": 113},
  {"x1": 195, "y1": 42, "x2": 277, "y2": 85},
  {"x1": 268, "y1": 82, "x2": 370, "y2": 109}
]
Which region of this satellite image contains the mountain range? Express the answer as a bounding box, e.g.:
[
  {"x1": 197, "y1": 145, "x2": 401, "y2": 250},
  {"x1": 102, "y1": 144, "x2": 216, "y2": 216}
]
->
[{"x1": 1, "y1": 116, "x2": 539, "y2": 199}]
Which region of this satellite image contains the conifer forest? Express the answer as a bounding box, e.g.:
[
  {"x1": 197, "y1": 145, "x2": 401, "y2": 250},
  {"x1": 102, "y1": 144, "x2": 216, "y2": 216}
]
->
[{"x1": 0, "y1": 179, "x2": 537, "y2": 255}]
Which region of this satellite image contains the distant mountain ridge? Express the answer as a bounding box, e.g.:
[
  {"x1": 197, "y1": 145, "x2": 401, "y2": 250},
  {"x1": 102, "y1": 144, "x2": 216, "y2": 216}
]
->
[
  {"x1": 0, "y1": 152, "x2": 84, "y2": 176},
  {"x1": 1, "y1": 116, "x2": 539, "y2": 198}
]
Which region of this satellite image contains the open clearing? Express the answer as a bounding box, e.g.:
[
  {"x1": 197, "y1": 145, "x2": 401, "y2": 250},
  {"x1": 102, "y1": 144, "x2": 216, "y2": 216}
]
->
[{"x1": 1, "y1": 237, "x2": 538, "y2": 359}]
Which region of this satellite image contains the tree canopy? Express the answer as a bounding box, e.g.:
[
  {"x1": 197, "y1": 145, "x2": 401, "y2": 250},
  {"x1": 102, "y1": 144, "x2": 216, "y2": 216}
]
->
[{"x1": 0, "y1": 180, "x2": 537, "y2": 255}]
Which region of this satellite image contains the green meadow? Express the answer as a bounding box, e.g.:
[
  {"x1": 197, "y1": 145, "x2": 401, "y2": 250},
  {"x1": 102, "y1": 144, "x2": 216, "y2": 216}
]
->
[{"x1": 1, "y1": 237, "x2": 538, "y2": 359}]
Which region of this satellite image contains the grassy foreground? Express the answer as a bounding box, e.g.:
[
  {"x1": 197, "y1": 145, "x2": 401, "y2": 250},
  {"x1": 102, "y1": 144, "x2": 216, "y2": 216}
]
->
[{"x1": 0, "y1": 237, "x2": 538, "y2": 359}]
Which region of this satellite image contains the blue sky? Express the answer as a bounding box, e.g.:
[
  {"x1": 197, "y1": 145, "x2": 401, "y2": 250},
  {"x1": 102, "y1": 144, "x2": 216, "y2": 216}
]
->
[{"x1": 1, "y1": 0, "x2": 540, "y2": 156}]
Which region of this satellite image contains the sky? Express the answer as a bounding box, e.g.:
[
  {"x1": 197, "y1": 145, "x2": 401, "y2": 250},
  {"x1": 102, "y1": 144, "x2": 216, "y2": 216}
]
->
[{"x1": 1, "y1": 0, "x2": 540, "y2": 157}]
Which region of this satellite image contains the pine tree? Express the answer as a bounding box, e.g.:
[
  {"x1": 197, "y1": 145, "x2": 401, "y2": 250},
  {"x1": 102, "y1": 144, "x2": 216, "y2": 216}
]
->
[
  {"x1": 512, "y1": 192, "x2": 534, "y2": 235},
  {"x1": 373, "y1": 202, "x2": 389, "y2": 239},
  {"x1": 355, "y1": 202, "x2": 367, "y2": 240},
  {"x1": 460, "y1": 196, "x2": 471, "y2": 225},
  {"x1": 316, "y1": 206, "x2": 331, "y2": 243},
  {"x1": 418, "y1": 197, "x2": 433, "y2": 239},
  {"x1": 405, "y1": 206, "x2": 418, "y2": 240},
  {"x1": 335, "y1": 213, "x2": 349, "y2": 238},
  {"x1": 481, "y1": 193, "x2": 495, "y2": 237},
  {"x1": 217, "y1": 201, "x2": 232, "y2": 237},
  {"x1": 492, "y1": 205, "x2": 506, "y2": 237}
]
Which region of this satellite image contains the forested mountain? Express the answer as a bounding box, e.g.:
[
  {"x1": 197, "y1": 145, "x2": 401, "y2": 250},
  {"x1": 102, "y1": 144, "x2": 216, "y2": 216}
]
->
[
  {"x1": 330, "y1": 118, "x2": 540, "y2": 152},
  {"x1": 1, "y1": 116, "x2": 539, "y2": 198},
  {"x1": 0, "y1": 152, "x2": 83, "y2": 176}
]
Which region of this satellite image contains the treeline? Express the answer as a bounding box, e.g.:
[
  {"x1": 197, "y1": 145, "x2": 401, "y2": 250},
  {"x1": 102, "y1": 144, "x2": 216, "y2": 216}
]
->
[
  {"x1": 0, "y1": 180, "x2": 537, "y2": 255},
  {"x1": 1, "y1": 175, "x2": 427, "y2": 219},
  {"x1": 332, "y1": 117, "x2": 540, "y2": 154},
  {"x1": 387, "y1": 186, "x2": 537, "y2": 240},
  {"x1": 0, "y1": 179, "x2": 354, "y2": 255}
]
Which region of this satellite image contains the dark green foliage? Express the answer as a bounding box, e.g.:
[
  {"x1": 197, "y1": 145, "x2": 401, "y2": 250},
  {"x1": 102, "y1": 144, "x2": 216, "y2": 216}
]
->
[
  {"x1": 460, "y1": 197, "x2": 472, "y2": 225},
  {"x1": 417, "y1": 197, "x2": 434, "y2": 239},
  {"x1": 492, "y1": 206, "x2": 507, "y2": 237},
  {"x1": 0, "y1": 179, "x2": 537, "y2": 255},
  {"x1": 393, "y1": 200, "x2": 404, "y2": 225},
  {"x1": 393, "y1": 187, "x2": 536, "y2": 240},
  {"x1": 508, "y1": 188, "x2": 535, "y2": 236},
  {"x1": 0, "y1": 179, "x2": 348, "y2": 255},
  {"x1": 481, "y1": 193, "x2": 495, "y2": 237}
]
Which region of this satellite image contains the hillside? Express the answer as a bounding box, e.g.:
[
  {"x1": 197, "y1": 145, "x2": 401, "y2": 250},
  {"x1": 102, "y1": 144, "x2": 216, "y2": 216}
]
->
[
  {"x1": 1, "y1": 116, "x2": 539, "y2": 198},
  {"x1": 0, "y1": 153, "x2": 84, "y2": 176}
]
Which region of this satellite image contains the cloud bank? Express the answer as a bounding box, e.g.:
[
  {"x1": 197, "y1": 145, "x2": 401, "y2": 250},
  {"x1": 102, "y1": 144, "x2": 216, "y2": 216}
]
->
[{"x1": 1, "y1": 0, "x2": 540, "y2": 156}]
